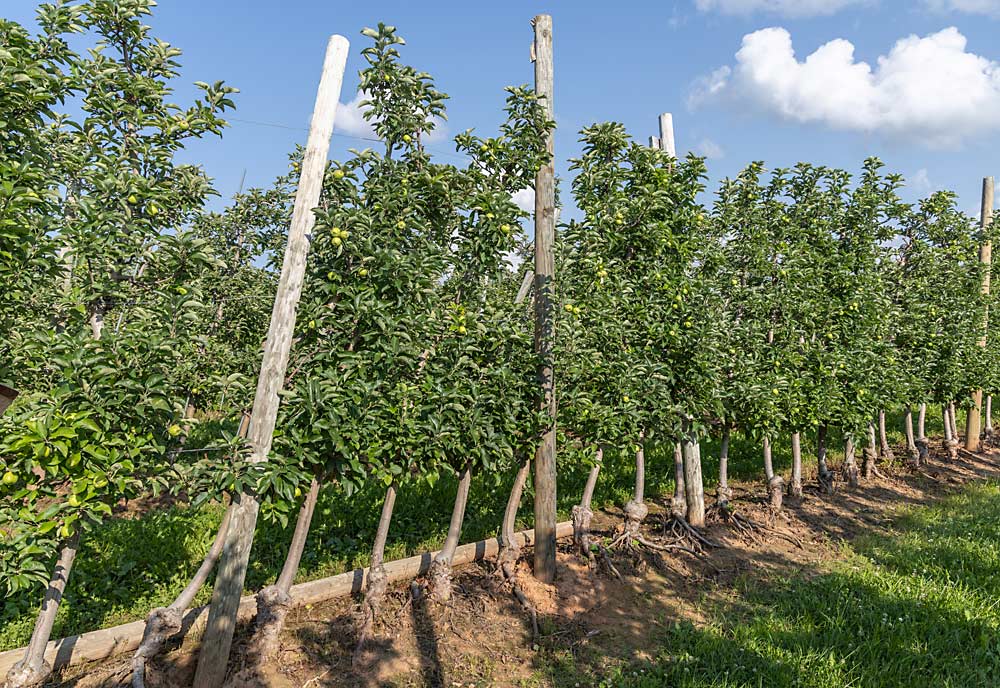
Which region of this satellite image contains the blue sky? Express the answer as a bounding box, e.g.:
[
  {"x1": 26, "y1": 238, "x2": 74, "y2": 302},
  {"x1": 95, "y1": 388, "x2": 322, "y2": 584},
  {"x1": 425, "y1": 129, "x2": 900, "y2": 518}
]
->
[{"x1": 7, "y1": 0, "x2": 1000, "y2": 218}]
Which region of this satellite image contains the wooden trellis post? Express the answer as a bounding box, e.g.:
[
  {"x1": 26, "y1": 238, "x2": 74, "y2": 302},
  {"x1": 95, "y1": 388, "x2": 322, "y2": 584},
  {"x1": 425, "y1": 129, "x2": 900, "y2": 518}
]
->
[
  {"x1": 531, "y1": 13, "x2": 557, "y2": 584},
  {"x1": 967, "y1": 176, "x2": 994, "y2": 452},
  {"x1": 192, "y1": 35, "x2": 350, "y2": 688}
]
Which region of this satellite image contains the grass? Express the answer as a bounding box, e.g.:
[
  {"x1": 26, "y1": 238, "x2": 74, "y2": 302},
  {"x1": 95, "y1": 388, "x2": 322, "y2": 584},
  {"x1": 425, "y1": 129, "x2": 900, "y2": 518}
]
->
[
  {"x1": 0, "y1": 406, "x2": 957, "y2": 652},
  {"x1": 532, "y1": 481, "x2": 1000, "y2": 688}
]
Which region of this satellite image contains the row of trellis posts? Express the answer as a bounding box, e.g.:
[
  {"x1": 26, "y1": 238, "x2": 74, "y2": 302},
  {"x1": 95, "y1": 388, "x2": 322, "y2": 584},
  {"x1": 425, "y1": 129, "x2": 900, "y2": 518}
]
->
[{"x1": 74, "y1": 13, "x2": 988, "y2": 686}]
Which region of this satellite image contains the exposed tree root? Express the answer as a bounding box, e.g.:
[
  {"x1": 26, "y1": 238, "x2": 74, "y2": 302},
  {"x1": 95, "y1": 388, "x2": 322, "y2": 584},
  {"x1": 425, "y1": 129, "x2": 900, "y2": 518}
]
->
[{"x1": 711, "y1": 503, "x2": 804, "y2": 550}]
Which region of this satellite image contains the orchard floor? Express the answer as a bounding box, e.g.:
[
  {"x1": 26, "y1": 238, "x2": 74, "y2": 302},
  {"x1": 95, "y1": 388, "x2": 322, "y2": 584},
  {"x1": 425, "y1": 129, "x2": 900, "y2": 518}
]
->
[{"x1": 57, "y1": 443, "x2": 1000, "y2": 688}]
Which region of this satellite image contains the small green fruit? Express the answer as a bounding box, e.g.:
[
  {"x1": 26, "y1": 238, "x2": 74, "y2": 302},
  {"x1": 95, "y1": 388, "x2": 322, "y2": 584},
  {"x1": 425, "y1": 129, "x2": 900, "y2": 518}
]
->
[
  {"x1": 564, "y1": 304, "x2": 573, "y2": 312},
  {"x1": 358, "y1": 268, "x2": 369, "y2": 277},
  {"x1": 403, "y1": 134, "x2": 412, "y2": 143},
  {"x1": 294, "y1": 487, "x2": 302, "y2": 498},
  {"x1": 396, "y1": 220, "x2": 406, "y2": 229},
  {"x1": 147, "y1": 203, "x2": 159, "y2": 216},
  {"x1": 308, "y1": 320, "x2": 316, "y2": 329},
  {"x1": 457, "y1": 325, "x2": 467, "y2": 335},
  {"x1": 333, "y1": 169, "x2": 345, "y2": 179},
  {"x1": 178, "y1": 119, "x2": 190, "y2": 131},
  {"x1": 332, "y1": 236, "x2": 342, "y2": 247},
  {"x1": 127, "y1": 194, "x2": 138, "y2": 205},
  {"x1": 168, "y1": 424, "x2": 182, "y2": 437},
  {"x1": 1, "y1": 471, "x2": 17, "y2": 486},
  {"x1": 501, "y1": 224, "x2": 511, "y2": 233}
]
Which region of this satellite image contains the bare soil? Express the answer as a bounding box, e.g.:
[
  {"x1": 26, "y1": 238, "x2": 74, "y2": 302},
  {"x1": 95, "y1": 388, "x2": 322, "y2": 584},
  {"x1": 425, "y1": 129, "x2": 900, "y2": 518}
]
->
[{"x1": 54, "y1": 443, "x2": 1000, "y2": 688}]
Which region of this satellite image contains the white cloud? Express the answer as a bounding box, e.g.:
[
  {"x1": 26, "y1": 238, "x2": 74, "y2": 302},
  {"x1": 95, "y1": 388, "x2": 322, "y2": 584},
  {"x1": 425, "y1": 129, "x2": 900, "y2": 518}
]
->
[
  {"x1": 687, "y1": 66, "x2": 731, "y2": 109},
  {"x1": 511, "y1": 188, "x2": 535, "y2": 214},
  {"x1": 911, "y1": 168, "x2": 934, "y2": 193},
  {"x1": 923, "y1": 0, "x2": 1000, "y2": 16},
  {"x1": 695, "y1": 26, "x2": 1000, "y2": 148},
  {"x1": 335, "y1": 91, "x2": 448, "y2": 143},
  {"x1": 695, "y1": 0, "x2": 865, "y2": 17},
  {"x1": 695, "y1": 138, "x2": 725, "y2": 159}
]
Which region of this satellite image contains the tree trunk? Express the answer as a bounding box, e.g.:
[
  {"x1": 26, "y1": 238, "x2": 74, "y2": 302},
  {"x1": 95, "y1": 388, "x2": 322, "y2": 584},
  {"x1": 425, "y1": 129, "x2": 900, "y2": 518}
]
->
[
  {"x1": 949, "y1": 401, "x2": 959, "y2": 441},
  {"x1": 877, "y1": 410, "x2": 895, "y2": 462},
  {"x1": 5, "y1": 534, "x2": 80, "y2": 688},
  {"x1": 622, "y1": 435, "x2": 650, "y2": 539},
  {"x1": 682, "y1": 434, "x2": 705, "y2": 527},
  {"x1": 914, "y1": 403, "x2": 929, "y2": 465},
  {"x1": 943, "y1": 404, "x2": 959, "y2": 461},
  {"x1": 353, "y1": 482, "x2": 397, "y2": 665},
  {"x1": 789, "y1": 432, "x2": 803, "y2": 498},
  {"x1": 132, "y1": 507, "x2": 234, "y2": 688},
  {"x1": 904, "y1": 405, "x2": 919, "y2": 465},
  {"x1": 428, "y1": 464, "x2": 472, "y2": 602},
  {"x1": 717, "y1": 426, "x2": 732, "y2": 507},
  {"x1": 572, "y1": 449, "x2": 601, "y2": 558},
  {"x1": 842, "y1": 436, "x2": 860, "y2": 487},
  {"x1": 986, "y1": 395, "x2": 994, "y2": 443},
  {"x1": 762, "y1": 435, "x2": 783, "y2": 510},
  {"x1": 240, "y1": 477, "x2": 320, "y2": 672},
  {"x1": 862, "y1": 423, "x2": 878, "y2": 480},
  {"x1": 670, "y1": 441, "x2": 685, "y2": 519},
  {"x1": 817, "y1": 424, "x2": 833, "y2": 493}
]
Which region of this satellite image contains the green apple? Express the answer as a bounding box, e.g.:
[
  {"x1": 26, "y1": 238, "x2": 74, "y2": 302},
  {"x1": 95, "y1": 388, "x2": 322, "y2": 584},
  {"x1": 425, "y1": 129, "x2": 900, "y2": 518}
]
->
[{"x1": 1, "y1": 471, "x2": 17, "y2": 486}]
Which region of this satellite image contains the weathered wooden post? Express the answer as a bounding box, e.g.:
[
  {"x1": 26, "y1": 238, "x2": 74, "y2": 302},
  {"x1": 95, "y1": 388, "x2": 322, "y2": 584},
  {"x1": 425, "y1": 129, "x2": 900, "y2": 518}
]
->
[
  {"x1": 659, "y1": 113, "x2": 676, "y2": 158},
  {"x1": 966, "y1": 176, "x2": 993, "y2": 452},
  {"x1": 192, "y1": 35, "x2": 349, "y2": 688},
  {"x1": 531, "y1": 14, "x2": 557, "y2": 584}
]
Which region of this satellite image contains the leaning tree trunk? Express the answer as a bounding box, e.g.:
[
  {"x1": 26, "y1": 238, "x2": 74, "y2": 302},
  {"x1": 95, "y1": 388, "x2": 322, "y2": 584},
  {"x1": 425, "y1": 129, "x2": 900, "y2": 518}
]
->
[
  {"x1": 428, "y1": 464, "x2": 472, "y2": 602},
  {"x1": 5, "y1": 534, "x2": 80, "y2": 688},
  {"x1": 789, "y1": 432, "x2": 803, "y2": 498},
  {"x1": 862, "y1": 423, "x2": 879, "y2": 480},
  {"x1": 496, "y1": 457, "x2": 539, "y2": 638},
  {"x1": 237, "y1": 477, "x2": 321, "y2": 675},
  {"x1": 717, "y1": 426, "x2": 732, "y2": 508},
  {"x1": 904, "y1": 405, "x2": 919, "y2": 465},
  {"x1": 353, "y1": 482, "x2": 398, "y2": 665},
  {"x1": 132, "y1": 506, "x2": 234, "y2": 688},
  {"x1": 916, "y1": 403, "x2": 929, "y2": 465},
  {"x1": 682, "y1": 433, "x2": 705, "y2": 527},
  {"x1": 572, "y1": 448, "x2": 602, "y2": 558},
  {"x1": 842, "y1": 436, "x2": 860, "y2": 487},
  {"x1": 670, "y1": 441, "x2": 685, "y2": 519},
  {"x1": 877, "y1": 411, "x2": 895, "y2": 462},
  {"x1": 816, "y1": 424, "x2": 833, "y2": 493},
  {"x1": 949, "y1": 401, "x2": 960, "y2": 440},
  {"x1": 943, "y1": 404, "x2": 959, "y2": 461},
  {"x1": 762, "y1": 435, "x2": 783, "y2": 510}
]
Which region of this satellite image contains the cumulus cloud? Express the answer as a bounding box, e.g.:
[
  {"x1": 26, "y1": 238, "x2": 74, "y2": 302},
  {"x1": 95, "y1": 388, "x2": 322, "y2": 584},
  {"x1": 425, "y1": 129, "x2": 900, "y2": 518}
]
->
[
  {"x1": 923, "y1": 0, "x2": 1000, "y2": 15},
  {"x1": 336, "y1": 91, "x2": 448, "y2": 143},
  {"x1": 694, "y1": 0, "x2": 865, "y2": 17},
  {"x1": 695, "y1": 139, "x2": 726, "y2": 159},
  {"x1": 693, "y1": 26, "x2": 1000, "y2": 148}
]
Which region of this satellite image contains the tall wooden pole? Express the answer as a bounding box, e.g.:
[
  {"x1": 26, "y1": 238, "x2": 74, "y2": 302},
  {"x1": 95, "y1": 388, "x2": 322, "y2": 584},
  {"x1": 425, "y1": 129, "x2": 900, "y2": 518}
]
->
[
  {"x1": 192, "y1": 35, "x2": 349, "y2": 688},
  {"x1": 967, "y1": 176, "x2": 994, "y2": 452},
  {"x1": 658, "y1": 113, "x2": 676, "y2": 158},
  {"x1": 531, "y1": 14, "x2": 557, "y2": 584}
]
